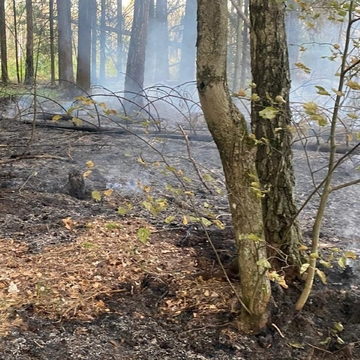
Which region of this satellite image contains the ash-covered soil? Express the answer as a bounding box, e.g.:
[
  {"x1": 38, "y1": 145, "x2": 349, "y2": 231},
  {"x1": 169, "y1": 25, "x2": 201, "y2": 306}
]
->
[{"x1": 0, "y1": 97, "x2": 360, "y2": 360}]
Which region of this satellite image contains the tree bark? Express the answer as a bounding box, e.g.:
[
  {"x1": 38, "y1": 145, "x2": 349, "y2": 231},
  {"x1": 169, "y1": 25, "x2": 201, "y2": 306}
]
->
[
  {"x1": 154, "y1": 0, "x2": 169, "y2": 82},
  {"x1": 90, "y1": 0, "x2": 97, "y2": 83},
  {"x1": 197, "y1": 0, "x2": 270, "y2": 333},
  {"x1": 0, "y1": 0, "x2": 9, "y2": 83},
  {"x1": 116, "y1": 0, "x2": 123, "y2": 78},
  {"x1": 24, "y1": 0, "x2": 34, "y2": 85},
  {"x1": 249, "y1": 0, "x2": 301, "y2": 268},
  {"x1": 57, "y1": 0, "x2": 74, "y2": 87},
  {"x1": 12, "y1": 0, "x2": 20, "y2": 82},
  {"x1": 49, "y1": 0, "x2": 55, "y2": 85},
  {"x1": 99, "y1": 0, "x2": 106, "y2": 81},
  {"x1": 124, "y1": 0, "x2": 150, "y2": 111},
  {"x1": 179, "y1": 0, "x2": 196, "y2": 82},
  {"x1": 77, "y1": 0, "x2": 92, "y2": 91}
]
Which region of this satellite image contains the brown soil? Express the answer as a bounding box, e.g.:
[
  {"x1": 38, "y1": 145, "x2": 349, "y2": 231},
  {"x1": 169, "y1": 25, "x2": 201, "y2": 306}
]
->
[{"x1": 0, "y1": 99, "x2": 360, "y2": 360}]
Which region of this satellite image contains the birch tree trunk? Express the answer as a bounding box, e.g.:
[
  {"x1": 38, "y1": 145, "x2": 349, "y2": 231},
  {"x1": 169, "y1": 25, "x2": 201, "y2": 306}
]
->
[{"x1": 197, "y1": 0, "x2": 270, "y2": 332}]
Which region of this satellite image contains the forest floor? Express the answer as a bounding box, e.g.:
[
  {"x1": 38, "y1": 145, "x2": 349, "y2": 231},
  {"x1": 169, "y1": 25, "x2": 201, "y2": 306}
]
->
[{"x1": 0, "y1": 93, "x2": 360, "y2": 360}]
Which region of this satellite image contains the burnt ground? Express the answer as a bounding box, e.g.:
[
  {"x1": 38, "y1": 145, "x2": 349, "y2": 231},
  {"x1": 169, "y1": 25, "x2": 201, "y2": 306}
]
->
[{"x1": 0, "y1": 95, "x2": 360, "y2": 360}]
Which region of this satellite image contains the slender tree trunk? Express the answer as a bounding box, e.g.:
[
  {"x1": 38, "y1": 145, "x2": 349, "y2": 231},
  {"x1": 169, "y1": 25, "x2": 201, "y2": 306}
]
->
[
  {"x1": 145, "y1": 0, "x2": 156, "y2": 84},
  {"x1": 77, "y1": 0, "x2": 92, "y2": 90},
  {"x1": 240, "y1": 0, "x2": 249, "y2": 88},
  {"x1": 154, "y1": 0, "x2": 169, "y2": 82},
  {"x1": 179, "y1": 0, "x2": 196, "y2": 82},
  {"x1": 90, "y1": 0, "x2": 97, "y2": 83},
  {"x1": 249, "y1": 0, "x2": 301, "y2": 269},
  {"x1": 24, "y1": 0, "x2": 34, "y2": 85},
  {"x1": 0, "y1": 0, "x2": 9, "y2": 83},
  {"x1": 197, "y1": 0, "x2": 270, "y2": 333},
  {"x1": 12, "y1": 0, "x2": 20, "y2": 83},
  {"x1": 124, "y1": 0, "x2": 150, "y2": 111},
  {"x1": 57, "y1": 0, "x2": 74, "y2": 87},
  {"x1": 233, "y1": 1, "x2": 242, "y2": 91},
  {"x1": 49, "y1": 0, "x2": 55, "y2": 85},
  {"x1": 99, "y1": 0, "x2": 106, "y2": 80},
  {"x1": 116, "y1": 0, "x2": 123, "y2": 78}
]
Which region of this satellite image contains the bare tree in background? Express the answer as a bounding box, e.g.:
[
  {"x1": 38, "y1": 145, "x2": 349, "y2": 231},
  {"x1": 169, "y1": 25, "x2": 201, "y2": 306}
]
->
[
  {"x1": 154, "y1": 0, "x2": 169, "y2": 82},
  {"x1": 99, "y1": 0, "x2": 106, "y2": 80},
  {"x1": 24, "y1": 0, "x2": 34, "y2": 85},
  {"x1": 57, "y1": 0, "x2": 74, "y2": 87},
  {"x1": 49, "y1": 0, "x2": 55, "y2": 85},
  {"x1": 0, "y1": 0, "x2": 9, "y2": 83},
  {"x1": 77, "y1": 0, "x2": 91, "y2": 90},
  {"x1": 124, "y1": 0, "x2": 150, "y2": 111},
  {"x1": 116, "y1": 0, "x2": 123, "y2": 78},
  {"x1": 179, "y1": 0, "x2": 196, "y2": 82}
]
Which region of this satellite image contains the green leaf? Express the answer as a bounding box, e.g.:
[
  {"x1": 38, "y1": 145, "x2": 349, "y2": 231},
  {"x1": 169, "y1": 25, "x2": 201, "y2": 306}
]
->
[
  {"x1": 333, "y1": 322, "x2": 344, "y2": 332},
  {"x1": 300, "y1": 263, "x2": 310, "y2": 274},
  {"x1": 164, "y1": 216, "x2": 175, "y2": 224},
  {"x1": 117, "y1": 207, "x2": 128, "y2": 216},
  {"x1": 343, "y1": 251, "x2": 357, "y2": 259},
  {"x1": 200, "y1": 217, "x2": 212, "y2": 227},
  {"x1": 212, "y1": 219, "x2": 225, "y2": 230},
  {"x1": 338, "y1": 256, "x2": 347, "y2": 269},
  {"x1": 256, "y1": 259, "x2": 272, "y2": 269},
  {"x1": 346, "y1": 81, "x2": 360, "y2": 90},
  {"x1": 259, "y1": 106, "x2": 279, "y2": 120},
  {"x1": 315, "y1": 268, "x2": 327, "y2": 284},
  {"x1": 137, "y1": 227, "x2": 151, "y2": 244},
  {"x1": 91, "y1": 191, "x2": 102, "y2": 202},
  {"x1": 315, "y1": 86, "x2": 330, "y2": 96}
]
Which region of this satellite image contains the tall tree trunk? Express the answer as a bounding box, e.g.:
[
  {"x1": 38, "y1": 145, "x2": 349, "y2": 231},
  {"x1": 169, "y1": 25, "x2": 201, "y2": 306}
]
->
[
  {"x1": 124, "y1": 0, "x2": 150, "y2": 111},
  {"x1": 197, "y1": 0, "x2": 270, "y2": 333},
  {"x1": 249, "y1": 0, "x2": 301, "y2": 269},
  {"x1": 239, "y1": 0, "x2": 249, "y2": 88},
  {"x1": 99, "y1": 0, "x2": 106, "y2": 81},
  {"x1": 0, "y1": 0, "x2": 9, "y2": 83},
  {"x1": 233, "y1": 1, "x2": 242, "y2": 91},
  {"x1": 77, "y1": 0, "x2": 91, "y2": 90},
  {"x1": 90, "y1": 0, "x2": 97, "y2": 83},
  {"x1": 12, "y1": 0, "x2": 20, "y2": 82},
  {"x1": 116, "y1": 0, "x2": 123, "y2": 78},
  {"x1": 179, "y1": 0, "x2": 196, "y2": 82},
  {"x1": 24, "y1": 0, "x2": 34, "y2": 85},
  {"x1": 145, "y1": 0, "x2": 156, "y2": 84},
  {"x1": 57, "y1": 0, "x2": 74, "y2": 87},
  {"x1": 49, "y1": 0, "x2": 55, "y2": 85},
  {"x1": 154, "y1": 0, "x2": 169, "y2": 82}
]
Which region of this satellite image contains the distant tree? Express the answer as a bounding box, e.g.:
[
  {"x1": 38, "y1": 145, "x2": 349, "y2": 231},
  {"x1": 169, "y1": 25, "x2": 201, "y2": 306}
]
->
[
  {"x1": 49, "y1": 0, "x2": 55, "y2": 85},
  {"x1": 24, "y1": 0, "x2": 34, "y2": 85},
  {"x1": 124, "y1": 0, "x2": 150, "y2": 110},
  {"x1": 116, "y1": 0, "x2": 123, "y2": 78},
  {"x1": 76, "y1": 0, "x2": 92, "y2": 90},
  {"x1": 154, "y1": 0, "x2": 169, "y2": 82},
  {"x1": 0, "y1": 0, "x2": 9, "y2": 83},
  {"x1": 90, "y1": 0, "x2": 97, "y2": 83},
  {"x1": 12, "y1": 0, "x2": 20, "y2": 82},
  {"x1": 179, "y1": 0, "x2": 196, "y2": 82},
  {"x1": 57, "y1": 0, "x2": 74, "y2": 87},
  {"x1": 99, "y1": 0, "x2": 106, "y2": 80},
  {"x1": 145, "y1": 0, "x2": 156, "y2": 84}
]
